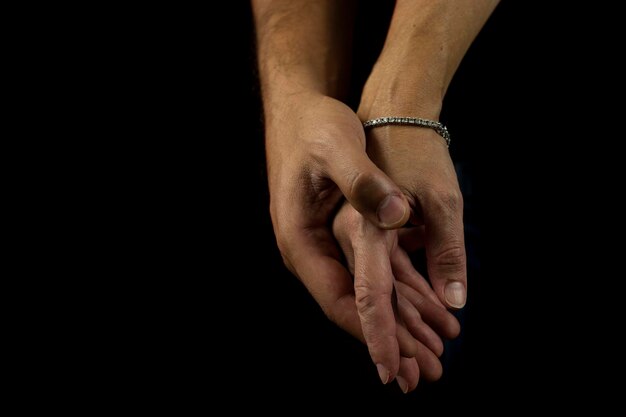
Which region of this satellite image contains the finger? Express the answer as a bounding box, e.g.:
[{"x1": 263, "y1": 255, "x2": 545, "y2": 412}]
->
[
  {"x1": 398, "y1": 294, "x2": 444, "y2": 357},
  {"x1": 391, "y1": 245, "x2": 443, "y2": 307},
  {"x1": 422, "y1": 189, "x2": 467, "y2": 309},
  {"x1": 395, "y1": 287, "x2": 430, "y2": 359},
  {"x1": 396, "y1": 320, "x2": 419, "y2": 358},
  {"x1": 397, "y1": 226, "x2": 426, "y2": 253},
  {"x1": 396, "y1": 281, "x2": 461, "y2": 340},
  {"x1": 414, "y1": 340, "x2": 443, "y2": 382},
  {"x1": 285, "y1": 226, "x2": 404, "y2": 385},
  {"x1": 332, "y1": 203, "x2": 422, "y2": 378},
  {"x1": 353, "y1": 238, "x2": 400, "y2": 384},
  {"x1": 324, "y1": 132, "x2": 410, "y2": 229},
  {"x1": 396, "y1": 357, "x2": 419, "y2": 394}
]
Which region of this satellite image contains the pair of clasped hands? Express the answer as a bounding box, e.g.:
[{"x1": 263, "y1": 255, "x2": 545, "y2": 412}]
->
[
  {"x1": 266, "y1": 93, "x2": 466, "y2": 394},
  {"x1": 255, "y1": 0, "x2": 497, "y2": 395}
]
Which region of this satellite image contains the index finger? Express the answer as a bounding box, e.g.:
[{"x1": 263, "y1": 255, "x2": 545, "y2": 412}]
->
[{"x1": 352, "y1": 235, "x2": 400, "y2": 384}]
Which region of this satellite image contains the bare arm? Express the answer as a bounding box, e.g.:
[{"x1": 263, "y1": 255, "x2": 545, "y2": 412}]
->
[
  {"x1": 360, "y1": 0, "x2": 500, "y2": 119},
  {"x1": 356, "y1": 0, "x2": 500, "y2": 313},
  {"x1": 252, "y1": 0, "x2": 354, "y2": 116}
]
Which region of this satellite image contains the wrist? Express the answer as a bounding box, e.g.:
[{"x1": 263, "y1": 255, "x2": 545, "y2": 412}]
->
[
  {"x1": 357, "y1": 69, "x2": 444, "y2": 121},
  {"x1": 259, "y1": 63, "x2": 343, "y2": 129},
  {"x1": 262, "y1": 88, "x2": 328, "y2": 133},
  {"x1": 259, "y1": 60, "x2": 341, "y2": 103}
]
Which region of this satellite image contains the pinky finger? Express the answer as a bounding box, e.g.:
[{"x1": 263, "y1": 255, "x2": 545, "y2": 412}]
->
[{"x1": 396, "y1": 356, "x2": 419, "y2": 394}]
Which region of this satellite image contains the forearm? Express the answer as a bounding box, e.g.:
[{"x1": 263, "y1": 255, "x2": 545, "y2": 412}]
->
[
  {"x1": 252, "y1": 0, "x2": 354, "y2": 118},
  {"x1": 359, "y1": 0, "x2": 499, "y2": 119}
]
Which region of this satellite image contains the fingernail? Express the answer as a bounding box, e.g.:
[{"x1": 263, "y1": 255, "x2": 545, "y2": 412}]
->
[
  {"x1": 377, "y1": 195, "x2": 407, "y2": 227},
  {"x1": 444, "y1": 281, "x2": 466, "y2": 308},
  {"x1": 376, "y1": 363, "x2": 390, "y2": 384},
  {"x1": 396, "y1": 376, "x2": 409, "y2": 394}
]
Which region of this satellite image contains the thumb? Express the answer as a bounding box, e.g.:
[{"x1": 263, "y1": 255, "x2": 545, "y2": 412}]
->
[{"x1": 326, "y1": 147, "x2": 410, "y2": 229}]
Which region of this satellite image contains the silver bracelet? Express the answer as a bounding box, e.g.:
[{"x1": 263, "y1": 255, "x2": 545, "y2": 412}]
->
[{"x1": 363, "y1": 117, "x2": 451, "y2": 147}]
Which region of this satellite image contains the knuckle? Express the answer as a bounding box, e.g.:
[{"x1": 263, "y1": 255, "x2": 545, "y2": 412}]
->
[
  {"x1": 348, "y1": 170, "x2": 366, "y2": 198},
  {"x1": 348, "y1": 171, "x2": 378, "y2": 205},
  {"x1": 426, "y1": 187, "x2": 463, "y2": 214},
  {"x1": 432, "y1": 244, "x2": 466, "y2": 272},
  {"x1": 400, "y1": 342, "x2": 419, "y2": 359},
  {"x1": 354, "y1": 282, "x2": 390, "y2": 314}
]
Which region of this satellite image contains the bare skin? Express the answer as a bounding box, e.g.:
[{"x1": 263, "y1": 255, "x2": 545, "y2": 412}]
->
[
  {"x1": 333, "y1": 202, "x2": 461, "y2": 392},
  {"x1": 252, "y1": 0, "x2": 499, "y2": 391}
]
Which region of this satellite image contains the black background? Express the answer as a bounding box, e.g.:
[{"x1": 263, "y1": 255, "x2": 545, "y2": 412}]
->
[{"x1": 110, "y1": 1, "x2": 625, "y2": 413}]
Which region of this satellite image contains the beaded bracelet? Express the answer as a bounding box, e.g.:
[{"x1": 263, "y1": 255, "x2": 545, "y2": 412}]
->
[{"x1": 363, "y1": 117, "x2": 451, "y2": 147}]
